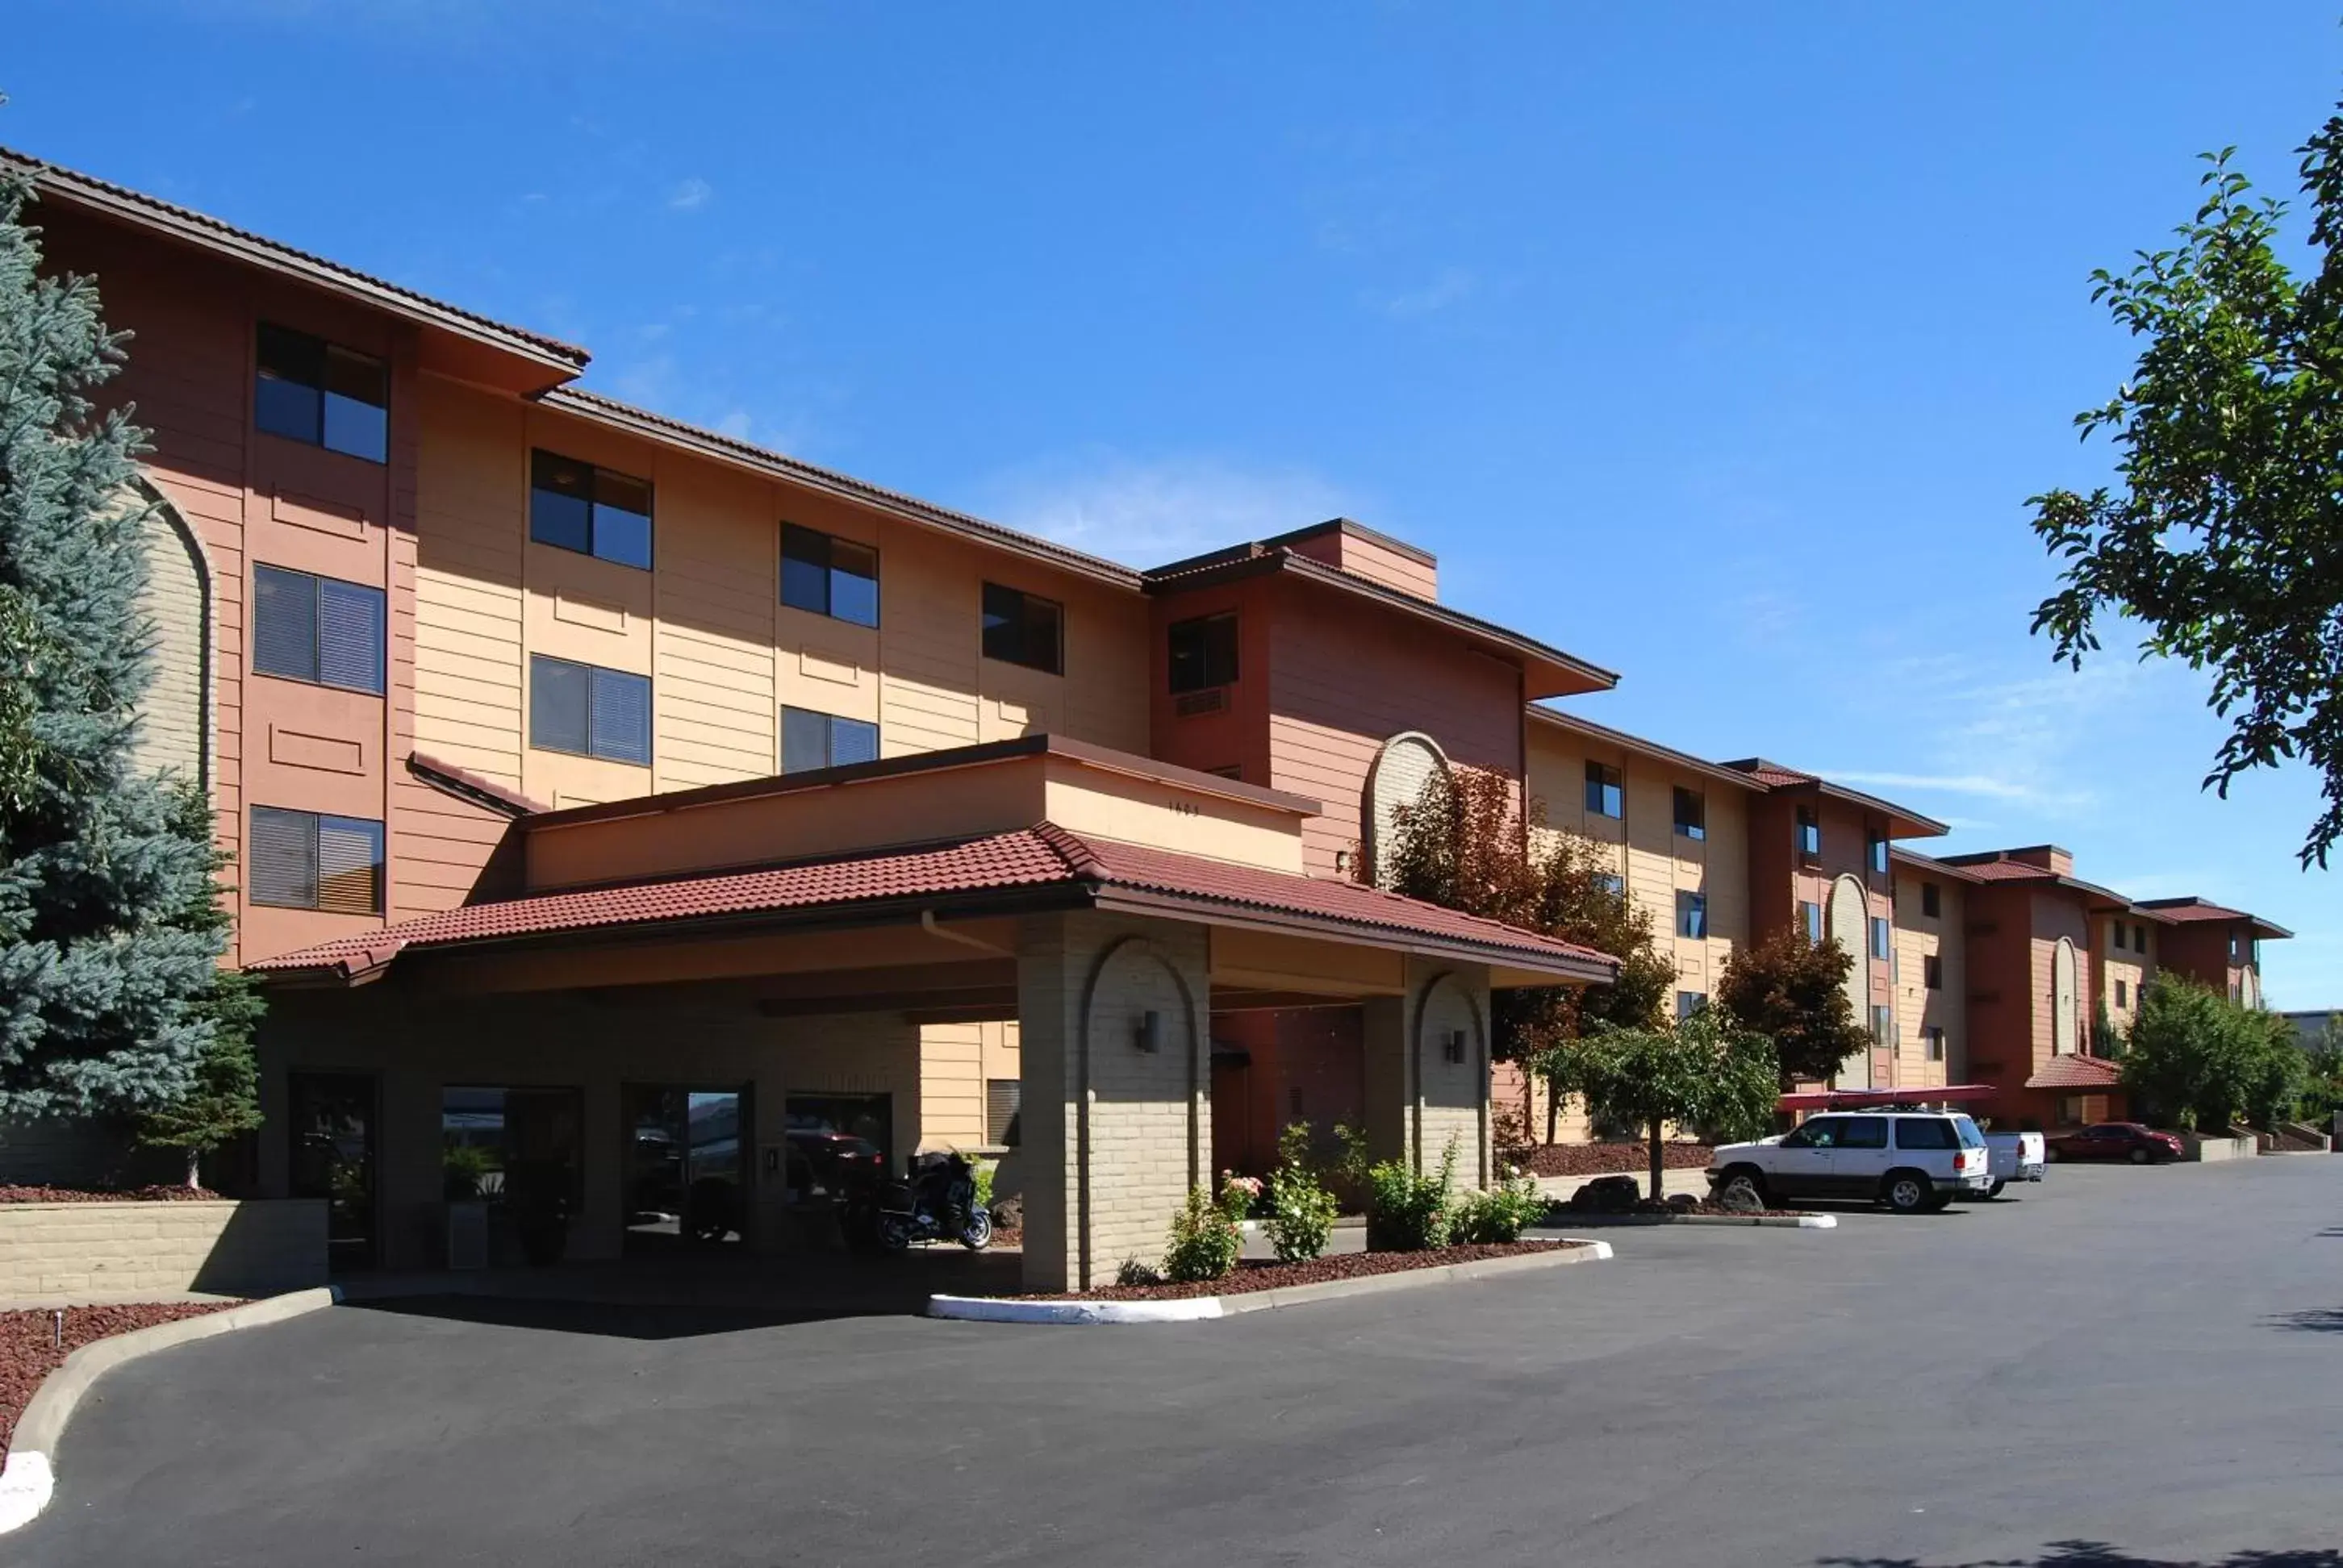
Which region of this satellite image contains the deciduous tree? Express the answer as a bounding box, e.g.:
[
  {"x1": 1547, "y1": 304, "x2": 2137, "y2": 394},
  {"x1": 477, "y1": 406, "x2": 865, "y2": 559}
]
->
[
  {"x1": 1580, "y1": 1007, "x2": 1779, "y2": 1202},
  {"x1": 2029, "y1": 103, "x2": 2343, "y2": 868},
  {"x1": 1715, "y1": 928, "x2": 1871, "y2": 1088}
]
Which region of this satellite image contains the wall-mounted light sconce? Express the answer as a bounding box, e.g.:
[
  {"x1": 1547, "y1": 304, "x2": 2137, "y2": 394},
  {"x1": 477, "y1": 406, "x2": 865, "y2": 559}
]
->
[
  {"x1": 1134, "y1": 1010, "x2": 1162, "y2": 1053},
  {"x1": 1441, "y1": 1029, "x2": 1466, "y2": 1065}
]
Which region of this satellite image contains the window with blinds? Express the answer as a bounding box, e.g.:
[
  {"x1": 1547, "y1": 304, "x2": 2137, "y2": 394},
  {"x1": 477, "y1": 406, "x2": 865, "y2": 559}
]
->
[
  {"x1": 530, "y1": 655, "x2": 651, "y2": 765},
  {"x1": 780, "y1": 707, "x2": 879, "y2": 774},
  {"x1": 985, "y1": 1078, "x2": 1022, "y2": 1147},
  {"x1": 252, "y1": 565, "x2": 386, "y2": 693},
  {"x1": 250, "y1": 806, "x2": 383, "y2": 913}
]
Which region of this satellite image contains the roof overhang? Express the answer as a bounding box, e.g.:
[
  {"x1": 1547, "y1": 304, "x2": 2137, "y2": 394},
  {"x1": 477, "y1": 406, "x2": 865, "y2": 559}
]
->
[
  {"x1": 1526, "y1": 707, "x2": 1763, "y2": 790},
  {"x1": 535, "y1": 388, "x2": 1143, "y2": 591},
  {"x1": 1142, "y1": 547, "x2": 1617, "y2": 699},
  {"x1": 7, "y1": 148, "x2": 589, "y2": 396}
]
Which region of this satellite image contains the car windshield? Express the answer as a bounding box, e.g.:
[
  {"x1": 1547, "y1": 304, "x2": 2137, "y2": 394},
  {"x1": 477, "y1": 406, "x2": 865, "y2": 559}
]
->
[{"x1": 1952, "y1": 1116, "x2": 1984, "y2": 1149}]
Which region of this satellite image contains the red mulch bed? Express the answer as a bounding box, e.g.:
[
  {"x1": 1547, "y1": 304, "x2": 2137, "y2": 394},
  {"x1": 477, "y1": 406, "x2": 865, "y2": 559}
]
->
[
  {"x1": 0, "y1": 1185, "x2": 223, "y2": 1204},
  {"x1": 1, "y1": 1303, "x2": 235, "y2": 1457},
  {"x1": 1515, "y1": 1143, "x2": 1714, "y2": 1178},
  {"x1": 1020, "y1": 1240, "x2": 1584, "y2": 1301}
]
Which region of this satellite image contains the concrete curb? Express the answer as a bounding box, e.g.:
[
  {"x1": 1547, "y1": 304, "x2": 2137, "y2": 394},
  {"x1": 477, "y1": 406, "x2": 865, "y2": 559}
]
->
[
  {"x1": 0, "y1": 1285, "x2": 341, "y2": 1536},
  {"x1": 1668, "y1": 1213, "x2": 1837, "y2": 1229},
  {"x1": 926, "y1": 1239, "x2": 1614, "y2": 1325}
]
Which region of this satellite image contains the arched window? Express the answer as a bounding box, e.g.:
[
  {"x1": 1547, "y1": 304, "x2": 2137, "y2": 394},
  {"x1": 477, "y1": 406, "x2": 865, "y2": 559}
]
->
[
  {"x1": 1362, "y1": 732, "x2": 1449, "y2": 888},
  {"x1": 127, "y1": 481, "x2": 214, "y2": 795}
]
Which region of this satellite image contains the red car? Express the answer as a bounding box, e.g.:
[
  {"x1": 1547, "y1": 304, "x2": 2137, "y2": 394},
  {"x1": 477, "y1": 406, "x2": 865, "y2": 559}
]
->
[{"x1": 2043, "y1": 1123, "x2": 2185, "y2": 1164}]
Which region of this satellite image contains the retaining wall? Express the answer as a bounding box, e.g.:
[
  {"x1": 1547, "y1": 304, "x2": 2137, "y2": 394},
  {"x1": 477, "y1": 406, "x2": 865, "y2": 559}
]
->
[{"x1": 0, "y1": 1199, "x2": 327, "y2": 1300}]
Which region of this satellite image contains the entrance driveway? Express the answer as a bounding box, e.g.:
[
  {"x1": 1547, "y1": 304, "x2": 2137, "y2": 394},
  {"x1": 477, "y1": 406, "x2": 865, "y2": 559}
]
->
[{"x1": 20, "y1": 1159, "x2": 2343, "y2": 1567}]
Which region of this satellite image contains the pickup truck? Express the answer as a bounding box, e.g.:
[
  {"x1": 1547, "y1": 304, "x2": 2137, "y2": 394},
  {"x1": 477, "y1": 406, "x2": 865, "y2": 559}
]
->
[{"x1": 1983, "y1": 1131, "x2": 2045, "y2": 1198}]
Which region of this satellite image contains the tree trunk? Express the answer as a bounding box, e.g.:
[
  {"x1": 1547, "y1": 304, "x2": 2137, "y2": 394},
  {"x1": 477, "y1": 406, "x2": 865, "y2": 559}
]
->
[
  {"x1": 1544, "y1": 1072, "x2": 1560, "y2": 1144},
  {"x1": 1648, "y1": 1120, "x2": 1664, "y2": 1204},
  {"x1": 185, "y1": 1146, "x2": 201, "y2": 1191}
]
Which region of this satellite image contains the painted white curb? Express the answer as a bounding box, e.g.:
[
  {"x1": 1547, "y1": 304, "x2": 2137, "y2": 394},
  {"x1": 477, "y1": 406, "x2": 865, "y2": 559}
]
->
[
  {"x1": 928, "y1": 1238, "x2": 1614, "y2": 1325},
  {"x1": 0, "y1": 1285, "x2": 341, "y2": 1536},
  {"x1": 1668, "y1": 1213, "x2": 1837, "y2": 1229},
  {"x1": 928, "y1": 1294, "x2": 1226, "y2": 1324}
]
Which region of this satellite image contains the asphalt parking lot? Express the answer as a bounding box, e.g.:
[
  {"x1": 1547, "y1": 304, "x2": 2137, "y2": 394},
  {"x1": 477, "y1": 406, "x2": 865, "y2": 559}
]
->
[{"x1": 19, "y1": 1157, "x2": 2343, "y2": 1567}]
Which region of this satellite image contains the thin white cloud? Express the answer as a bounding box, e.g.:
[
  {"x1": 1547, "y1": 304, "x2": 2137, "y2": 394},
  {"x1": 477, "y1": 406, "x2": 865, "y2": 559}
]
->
[
  {"x1": 1367, "y1": 267, "x2": 1476, "y2": 319},
  {"x1": 668, "y1": 177, "x2": 713, "y2": 212},
  {"x1": 1823, "y1": 770, "x2": 2042, "y2": 803},
  {"x1": 972, "y1": 454, "x2": 1356, "y2": 569}
]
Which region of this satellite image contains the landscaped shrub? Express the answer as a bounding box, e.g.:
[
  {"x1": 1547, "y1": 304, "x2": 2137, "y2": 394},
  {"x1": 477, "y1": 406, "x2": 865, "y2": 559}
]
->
[
  {"x1": 1263, "y1": 1155, "x2": 1339, "y2": 1264},
  {"x1": 1451, "y1": 1166, "x2": 1548, "y2": 1244},
  {"x1": 1365, "y1": 1139, "x2": 1457, "y2": 1252},
  {"x1": 1161, "y1": 1178, "x2": 1252, "y2": 1282},
  {"x1": 1116, "y1": 1257, "x2": 1163, "y2": 1288}
]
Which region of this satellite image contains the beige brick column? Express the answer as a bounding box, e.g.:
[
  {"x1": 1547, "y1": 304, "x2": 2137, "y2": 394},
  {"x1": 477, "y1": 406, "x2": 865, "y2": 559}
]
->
[
  {"x1": 1362, "y1": 959, "x2": 1494, "y2": 1188},
  {"x1": 1017, "y1": 911, "x2": 1211, "y2": 1294}
]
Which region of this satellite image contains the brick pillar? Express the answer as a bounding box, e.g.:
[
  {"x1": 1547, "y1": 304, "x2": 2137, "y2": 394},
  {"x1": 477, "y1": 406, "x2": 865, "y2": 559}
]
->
[
  {"x1": 1362, "y1": 960, "x2": 1494, "y2": 1187},
  {"x1": 1016, "y1": 912, "x2": 1212, "y2": 1294}
]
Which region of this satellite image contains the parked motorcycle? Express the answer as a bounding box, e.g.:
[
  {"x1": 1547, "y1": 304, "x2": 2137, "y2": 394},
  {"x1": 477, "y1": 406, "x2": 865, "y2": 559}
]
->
[{"x1": 842, "y1": 1150, "x2": 992, "y2": 1253}]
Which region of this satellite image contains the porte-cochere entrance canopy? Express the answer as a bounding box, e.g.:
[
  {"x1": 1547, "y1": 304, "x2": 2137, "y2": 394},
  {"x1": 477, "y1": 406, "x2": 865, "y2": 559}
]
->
[{"x1": 252, "y1": 736, "x2": 1616, "y2": 1291}]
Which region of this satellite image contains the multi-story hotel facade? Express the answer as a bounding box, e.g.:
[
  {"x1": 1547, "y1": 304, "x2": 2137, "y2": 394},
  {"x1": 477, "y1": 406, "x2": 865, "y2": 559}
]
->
[{"x1": 3, "y1": 151, "x2": 2291, "y2": 1282}]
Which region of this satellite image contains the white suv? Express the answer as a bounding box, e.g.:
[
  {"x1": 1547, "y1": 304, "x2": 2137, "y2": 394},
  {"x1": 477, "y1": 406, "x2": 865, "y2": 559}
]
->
[{"x1": 1708, "y1": 1111, "x2": 1994, "y2": 1214}]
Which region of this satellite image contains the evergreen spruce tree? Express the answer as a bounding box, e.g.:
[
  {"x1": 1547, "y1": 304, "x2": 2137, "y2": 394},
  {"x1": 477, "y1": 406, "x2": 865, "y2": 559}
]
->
[{"x1": 0, "y1": 165, "x2": 232, "y2": 1122}]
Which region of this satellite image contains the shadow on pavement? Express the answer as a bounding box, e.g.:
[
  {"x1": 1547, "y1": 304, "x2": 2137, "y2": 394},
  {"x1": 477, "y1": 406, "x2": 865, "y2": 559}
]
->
[
  {"x1": 2265, "y1": 1307, "x2": 2343, "y2": 1333},
  {"x1": 340, "y1": 1247, "x2": 1025, "y2": 1340},
  {"x1": 1821, "y1": 1543, "x2": 2343, "y2": 1567}
]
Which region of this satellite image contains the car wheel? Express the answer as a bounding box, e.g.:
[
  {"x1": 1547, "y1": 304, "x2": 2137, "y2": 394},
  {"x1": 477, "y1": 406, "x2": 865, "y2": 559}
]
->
[
  {"x1": 960, "y1": 1208, "x2": 994, "y2": 1251},
  {"x1": 878, "y1": 1216, "x2": 913, "y2": 1252},
  {"x1": 1986, "y1": 1180, "x2": 2006, "y2": 1199},
  {"x1": 1720, "y1": 1170, "x2": 1769, "y2": 1208},
  {"x1": 2044, "y1": 1146, "x2": 2061, "y2": 1163},
  {"x1": 2129, "y1": 1147, "x2": 2149, "y2": 1165},
  {"x1": 1883, "y1": 1173, "x2": 1932, "y2": 1214}
]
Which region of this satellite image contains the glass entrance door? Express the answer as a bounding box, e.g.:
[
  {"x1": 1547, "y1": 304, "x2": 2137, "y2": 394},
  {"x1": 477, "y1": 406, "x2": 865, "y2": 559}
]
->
[
  {"x1": 623, "y1": 1086, "x2": 748, "y2": 1253},
  {"x1": 289, "y1": 1073, "x2": 378, "y2": 1270}
]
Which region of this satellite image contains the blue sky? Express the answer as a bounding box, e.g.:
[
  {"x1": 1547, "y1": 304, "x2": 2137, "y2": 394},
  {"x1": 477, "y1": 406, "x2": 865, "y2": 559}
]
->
[{"x1": 9, "y1": 2, "x2": 2339, "y2": 1004}]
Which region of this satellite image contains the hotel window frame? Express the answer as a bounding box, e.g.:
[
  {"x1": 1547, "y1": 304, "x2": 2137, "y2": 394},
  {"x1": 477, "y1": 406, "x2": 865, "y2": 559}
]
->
[
  {"x1": 250, "y1": 564, "x2": 386, "y2": 694},
  {"x1": 1795, "y1": 807, "x2": 1821, "y2": 860},
  {"x1": 1920, "y1": 881, "x2": 1941, "y2": 920},
  {"x1": 253, "y1": 322, "x2": 389, "y2": 464},
  {"x1": 1167, "y1": 611, "x2": 1239, "y2": 694},
  {"x1": 1584, "y1": 761, "x2": 1623, "y2": 819},
  {"x1": 1923, "y1": 953, "x2": 1942, "y2": 990},
  {"x1": 780, "y1": 523, "x2": 879, "y2": 628},
  {"x1": 528, "y1": 448, "x2": 654, "y2": 570},
  {"x1": 528, "y1": 654, "x2": 653, "y2": 765},
  {"x1": 1672, "y1": 786, "x2": 1706, "y2": 841},
  {"x1": 1676, "y1": 890, "x2": 1707, "y2": 940},
  {"x1": 1869, "y1": 915, "x2": 1892, "y2": 961},
  {"x1": 248, "y1": 805, "x2": 384, "y2": 915},
  {"x1": 780, "y1": 706, "x2": 880, "y2": 774},
  {"x1": 980, "y1": 582, "x2": 1064, "y2": 675}
]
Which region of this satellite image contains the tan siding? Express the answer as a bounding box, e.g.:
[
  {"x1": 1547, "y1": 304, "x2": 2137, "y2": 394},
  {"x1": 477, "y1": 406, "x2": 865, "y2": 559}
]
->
[
  {"x1": 414, "y1": 380, "x2": 526, "y2": 788},
  {"x1": 129, "y1": 500, "x2": 210, "y2": 787}
]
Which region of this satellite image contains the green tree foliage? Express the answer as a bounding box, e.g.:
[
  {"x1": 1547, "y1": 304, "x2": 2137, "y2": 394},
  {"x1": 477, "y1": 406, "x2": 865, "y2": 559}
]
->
[
  {"x1": 2029, "y1": 108, "x2": 2343, "y2": 869},
  {"x1": 0, "y1": 168, "x2": 231, "y2": 1118},
  {"x1": 1715, "y1": 928, "x2": 1872, "y2": 1088},
  {"x1": 1374, "y1": 764, "x2": 1676, "y2": 1140},
  {"x1": 2120, "y1": 974, "x2": 2303, "y2": 1131},
  {"x1": 2299, "y1": 1015, "x2": 2343, "y2": 1128},
  {"x1": 135, "y1": 789, "x2": 265, "y2": 1185},
  {"x1": 1580, "y1": 1007, "x2": 1780, "y2": 1202}
]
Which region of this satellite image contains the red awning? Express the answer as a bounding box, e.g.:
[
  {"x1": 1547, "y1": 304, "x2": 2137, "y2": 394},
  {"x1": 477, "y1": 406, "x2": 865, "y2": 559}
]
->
[{"x1": 1777, "y1": 1084, "x2": 2000, "y2": 1111}]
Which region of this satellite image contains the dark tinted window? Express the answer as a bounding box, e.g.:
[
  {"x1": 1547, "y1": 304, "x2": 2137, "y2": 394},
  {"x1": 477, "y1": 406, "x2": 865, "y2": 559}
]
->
[
  {"x1": 780, "y1": 523, "x2": 879, "y2": 627},
  {"x1": 530, "y1": 655, "x2": 650, "y2": 764},
  {"x1": 1677, "y1": 890, "x2": 1706, "y2": 939},
  {"x1": 1796, "y1": 807, "x2": 1820, "y2": 857},
  {"x1": 1167, "y1": 612, "x2": 1238, "y2": 693},
  {"x1": 531, "y1": 449, "x2": 653, "y2": 569},
  {"x1": 252, "y1": 565, "x2": 385, "y2": 694},
  {"x1": 1675, "y1": 990, "x2": 1706, "y2": 1020},
  {"x1": 781, "y1": 706, "x2": 880, "y2": 773},
  {"x1": 1894, "y1": 1118, "x2": 1957, "y2": 1150},
  {"x1": 1584, "y1": 761, "x2": 1623, "y2": 818},
  {"x1": 255, "y1": 323, "x2": 387, "y2": 462},
  {"x1": 1837, "y1": 1116, "x2": 1890, "y2": 1149},
  {"x1": 249, "y1": 806, "x2": 383, "y2": 913},
  {"x1": 981, "y1": 582, "x2": 1063, "y2": 674},
  {"x1": 1923, "y1": 953, "x2": 1942, "y2": 989},
  {"x1": 1869, "y1": 834, "x2": 1890, "y2": 875},
  {"x1": 1673, "y1": 786, "x2": 1705, "y2": 840},
  {"x1": 1921, "y1": 881, "x2": 1940, "y2": 919}
]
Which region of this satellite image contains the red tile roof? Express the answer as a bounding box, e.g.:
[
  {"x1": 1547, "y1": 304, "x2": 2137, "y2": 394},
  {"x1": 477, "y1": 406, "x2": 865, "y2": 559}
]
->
[
  {"x1": 2026, "y1": 1054, "x2": 2125, "y2": 1091},
  {"x1": 2136, "y1": 898, "x2": 2245, "y2": 923},
  {"x1": 250, "y1": 824, "x2": 1618, "y2": 984},
  {"x1": 1725, "y1": 759, "x2": 1818, "y2": 790}
]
